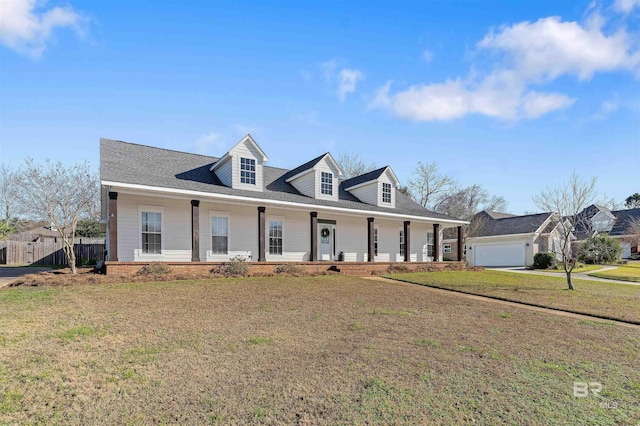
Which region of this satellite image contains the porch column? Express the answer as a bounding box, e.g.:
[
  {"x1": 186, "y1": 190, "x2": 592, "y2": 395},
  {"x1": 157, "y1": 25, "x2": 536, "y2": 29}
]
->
[
  {"x1": 258, "y1": 206, "x2": 266, "y2": 262},
  {"x1": 310, "y1": 212, "x2": 318, "y2": 261},
  {"x1": 433, "y1": 223, "x2": 440, "y2": 262},
  {"x1": 108, "y1": 191, "x2": 118, "y2": 261},
  {"x1": 404, "y1": 221, "x2": 411, "y2": 262},
  {"x1": 457, "y1": 225, "x2": 464, "y2": 261},
  {"x1": 191, "y1": 200, "x2": 200, "y2": 262},
  {"x1": 367, "y1": 217, "x2": 375, "y2": 262}
]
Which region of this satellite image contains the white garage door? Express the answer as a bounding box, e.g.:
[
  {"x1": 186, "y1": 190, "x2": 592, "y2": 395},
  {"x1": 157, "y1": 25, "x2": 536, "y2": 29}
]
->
[
  {"x1": 621, "y1": 243, "x2": 631, "y2": 259},
  {"x1": 474, "y1": 243, "x2": 525, "y2": 267}
]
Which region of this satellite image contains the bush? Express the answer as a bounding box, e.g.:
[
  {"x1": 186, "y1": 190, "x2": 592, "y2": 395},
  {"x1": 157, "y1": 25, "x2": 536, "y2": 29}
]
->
[
  {"x1": 274, "y1": 264, "x2": 306, "y2": 276},
  {"x1": 387, "y1": 264, "x2": 410, "y2": 274},
  {"x1": 137, "y1": 263, "x2": 173, "y2": 276},
  {"x1": 578, "y1": 235, "x2": 623, "y2": 264},
  {"x1": 215, "y1": 255, "x2": 250, "y2": 277},
  {"x1": 532, "y1": 252, "x2": 557, "y2": 269}
]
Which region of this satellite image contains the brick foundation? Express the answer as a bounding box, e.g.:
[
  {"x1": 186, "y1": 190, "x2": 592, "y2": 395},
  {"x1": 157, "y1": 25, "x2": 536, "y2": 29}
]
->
[{"x1": 105, "y1": 261, "x2": 468, "y2": 276}]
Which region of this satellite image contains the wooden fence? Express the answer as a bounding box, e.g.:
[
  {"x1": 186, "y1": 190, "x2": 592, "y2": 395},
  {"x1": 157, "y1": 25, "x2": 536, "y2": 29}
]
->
[{"x1": 0, "y1": 239, "x2": 105, "y2": 266}]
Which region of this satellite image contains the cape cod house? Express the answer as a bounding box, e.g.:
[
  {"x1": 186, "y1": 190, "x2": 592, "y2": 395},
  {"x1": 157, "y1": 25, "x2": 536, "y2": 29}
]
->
[{"x1": 100, "y1": 136, "x2": 467, "y2": 271}]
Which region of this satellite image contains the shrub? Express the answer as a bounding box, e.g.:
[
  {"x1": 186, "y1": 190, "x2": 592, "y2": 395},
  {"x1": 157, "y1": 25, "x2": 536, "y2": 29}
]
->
[
  {"x1": 578, "y1": 235, "x2": 623, "y2": 264},
  {"x1": 137, "y1": 263, "x2": 173, "y2": 276},
  {"x1": 274, "y1": 264, "x2": 306, "y2": 276},
  {"x1": 215, "y1": 255, "x2": 250, "y2": 277},
  {"x1": 387, "y1": 264, "x2": 410, "y2": 274},
  {"x1": 532, "y1": 252, "x2": 557, "y2": 269}
]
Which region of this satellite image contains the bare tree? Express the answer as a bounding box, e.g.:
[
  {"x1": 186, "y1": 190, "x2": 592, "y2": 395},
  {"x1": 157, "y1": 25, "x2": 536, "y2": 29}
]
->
[
  {"x1": 0, "y1": 163, "x2": 21, "y2": 231},
  {"x1": 597, "y1": 195, "x2": 621, "y2": 211},
  {"x1": 407, "y1": 161, "x2": 456, "y2": 209},
  {"x1": 624, "y1": 217, "x2": 640, "y2": 249},
  {"x1": 336, "y1": 152, "x2": 377, "y2": 179},
  {"x1": 533, "y1": 172, "x2": 597, "y2": 290},
  {"x1": 435, "y1": 184, "x2": 507, "y2": 220},
  {"x1": 19, "y1": 159, "x2": 99, "y2": 273}
]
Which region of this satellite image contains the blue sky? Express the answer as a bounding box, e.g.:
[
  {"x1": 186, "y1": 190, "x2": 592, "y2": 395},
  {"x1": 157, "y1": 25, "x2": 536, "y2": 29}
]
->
[{"x1": 1, "y1": 0, "x2": 639, "y2": 214}]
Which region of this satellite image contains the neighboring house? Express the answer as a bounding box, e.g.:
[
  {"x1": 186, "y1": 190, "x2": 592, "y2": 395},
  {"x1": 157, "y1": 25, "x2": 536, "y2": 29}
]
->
[
  {"x1": 8, "y1": 225, "x2": 69, "y2": 243},
  {"x1": 100, "y1": 136, "x2": 467, "y2": 264},
  {"x1": 574, "y1": 205, "x2": 640, "y2": 258},
  {"x1": 464, "y1": 211, "x2": 567, "y2": 267}
]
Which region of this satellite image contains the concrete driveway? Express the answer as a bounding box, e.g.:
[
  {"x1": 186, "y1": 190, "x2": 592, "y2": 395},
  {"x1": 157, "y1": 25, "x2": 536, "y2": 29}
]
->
[
  {"x1": 488, "y1": 267, "x2": 640, "y2": 286},
  {"x1": 0, "y1": 267, "x2": 52, "y2": 288}
]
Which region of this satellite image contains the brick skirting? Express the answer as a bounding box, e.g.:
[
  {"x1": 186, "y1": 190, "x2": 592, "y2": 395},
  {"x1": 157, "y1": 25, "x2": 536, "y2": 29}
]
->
[{"x1": 105, "y1": 261, "x2": 467, "y2": 276}]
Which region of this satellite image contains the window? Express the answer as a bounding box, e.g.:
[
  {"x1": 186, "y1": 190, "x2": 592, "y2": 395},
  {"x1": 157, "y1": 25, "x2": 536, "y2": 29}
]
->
[
  {"x1": 382, "y1": 182, "x2": 392, "y2": 204},
  {"x1": 211, "y1": 216, "x2": 228, "y2": 254},
  {"x1": 321, "y1": 172, "x2": 333, "y2": 195},
  {"x1": 399, "y1": 229, "x2": 405, "y2": 256},
  {"x1": 444, "y1": 244, "x2": 451, "y2": 254},
  {"x1": 269, "y1": 220, "x2": 283, "y2": 255},
  {"x1": 374, "y1": 228, "x2": 378, "y2": 256},
  {"x1": 141, "y1": 211, "x2": 162, "y2": 254},
  {"x1": 240, "y1": 157, "x2": 256, "y2": 185},
  {"x1": 426, "y1": 232, "x2": 434, "y2": 258}
]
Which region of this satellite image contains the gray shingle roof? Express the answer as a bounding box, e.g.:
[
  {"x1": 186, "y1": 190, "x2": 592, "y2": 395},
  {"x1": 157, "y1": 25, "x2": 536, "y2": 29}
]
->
[
  {"x1": 474, "y1": 212, "x2": 551, "y2": 237},
  {"x1": 281, "y1": 153, "x2": 327, "y2": 181},
  {"x1": 342, "y1": 167, "x2": 388, "y2": 189},
  {"x1": 100, "y1": 139, "x2": 463, "y2": 222},
  {"x1": 485, "y1": 210, "x2": 517, "y2": 220},
  {"x1": 609, "y1": 208, "x2": 640, "y2": 237}
]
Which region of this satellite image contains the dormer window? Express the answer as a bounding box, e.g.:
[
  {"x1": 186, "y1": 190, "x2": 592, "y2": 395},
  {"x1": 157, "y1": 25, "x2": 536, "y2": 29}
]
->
[
  {"x1": 240, "y1": 157, "x2": 256, "y2": 185},
  {"x1": 382, "y1": 183, "x2": 392, "y2": 204},
  {"x1": 321, "y1": 172, "x2": 333, "y2": 195}
]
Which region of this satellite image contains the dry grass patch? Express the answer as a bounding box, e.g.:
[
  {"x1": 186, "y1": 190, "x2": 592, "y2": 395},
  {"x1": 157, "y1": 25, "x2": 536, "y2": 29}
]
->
[
  {"x1": 387, "y1": 270, "x2": 640, "y2": 323},
  {"x1": 0, "y1": 275, "x2": 638, "y2": 424}
]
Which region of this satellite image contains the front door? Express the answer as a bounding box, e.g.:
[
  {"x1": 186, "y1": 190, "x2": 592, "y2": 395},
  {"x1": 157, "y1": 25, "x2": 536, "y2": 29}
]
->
[{"x1": 318, "y1": 224, "x2": 334, "y2": 261}]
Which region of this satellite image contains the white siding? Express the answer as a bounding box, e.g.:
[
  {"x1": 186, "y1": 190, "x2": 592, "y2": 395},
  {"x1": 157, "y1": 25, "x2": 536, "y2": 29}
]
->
[
  {"x1": 215, "y1": 158, "x2": 233, "y2": 187},
  {"x1": 289, "y1": 171, "x2": 315, "y2": 198},
  {"x1": 378, "y1": 170, "x2": 396, "y2": 208},
  {"x1": 265, "y1": 208, "x2": 310, "y2": 261},
  {"x1": 314, "y1": 158, "x2": 340, "y2": 202},
  {"x1": 117, "y1": 193, "x2": 192, "y2": 262},
  {"x1": 229, "y1": 140, "x2": 264, "y2": 192},
  {"x1": 349, "y1": 182, "x2": 378, "y2": 206}
]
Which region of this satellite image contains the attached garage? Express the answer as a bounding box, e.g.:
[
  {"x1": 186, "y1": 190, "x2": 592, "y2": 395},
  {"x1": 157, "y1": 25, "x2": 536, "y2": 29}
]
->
[{"x1": 473, "y1": 243, "x2": 525, "y2": 267}]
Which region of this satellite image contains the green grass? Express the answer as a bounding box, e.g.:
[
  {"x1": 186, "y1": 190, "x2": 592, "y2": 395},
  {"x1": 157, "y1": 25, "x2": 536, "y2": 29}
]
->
[
  {"x1": 385, "y1": 270, "x2": 640, "y2": 323},
  {"x1": 0, "y1": 275, "x2": 638, "y2": 424},
  {"x1": 535, "y1": 264, "x2": 605, "y2": 274},
  {"x1": 590, "y1": 266, "x2": 640, "y2": 282}
]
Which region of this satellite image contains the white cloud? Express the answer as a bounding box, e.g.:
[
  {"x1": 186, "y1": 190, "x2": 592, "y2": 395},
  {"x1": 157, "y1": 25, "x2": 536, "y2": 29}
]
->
[
  {"x1": 194, "y1": 132, "x2": 224, "y2": 155},
  {"x1": 337, "y1": 68, "x2": 363, "y2": 101},
  {"x1": 321, "y1": 58, "x2": 338, "y2": 80},
  {"x1": 422, "y1": 49, "x2": 434, "y2": 63},
  {"x1": 370, "y1": 13, "x2": 639, "y2": 121},
  {"x1": 0, "y1": 0, "x2": 86, "y2": 59},
  {"x1": 613, "y1": 0, "x2": 640, "y2": 14}
]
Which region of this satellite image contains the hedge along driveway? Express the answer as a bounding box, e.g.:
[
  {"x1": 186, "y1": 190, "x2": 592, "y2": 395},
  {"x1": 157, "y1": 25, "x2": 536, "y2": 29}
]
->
[{"x1": 385, "y1": 270, "x2": 640, "y2": 324}]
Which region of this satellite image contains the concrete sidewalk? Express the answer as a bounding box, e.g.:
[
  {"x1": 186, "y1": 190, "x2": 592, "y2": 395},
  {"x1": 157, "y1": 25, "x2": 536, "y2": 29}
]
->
[{"x1": 487, "y1": 267, "x2": 639, "y2": 286}]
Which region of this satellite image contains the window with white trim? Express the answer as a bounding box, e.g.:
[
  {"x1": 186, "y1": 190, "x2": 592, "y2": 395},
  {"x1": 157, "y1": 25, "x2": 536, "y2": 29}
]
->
[
  {"x1": 269, "y1": 220, "x2": 283, "y2": 255},
  {"x1": 141, "y1": 211, "x2": 162, "y2": 254},
  {"x1": 382, "y1": 182, "x2": 392, "y2": 204},
  {"x1": 399, "y1": 229, "x2": 405, "y2": 256},
  {"x1": 374, "y1": 227, "x2": 379, "y2": 256},
  {"x1": 240, "y1": 157, "x2": 256, "y2": 185},
  {"x1": 211, "y1": 216, "x2": 229, "y2": 254},
  {"x1": 321, "y1": 172, "x2": 333, "y2": 195},
  {"x1": 444, "y1": 244, "x2": 451, "y2": 254},
  {"x1": 426, "y1": 231, "x2": 434, "y2": 258}
]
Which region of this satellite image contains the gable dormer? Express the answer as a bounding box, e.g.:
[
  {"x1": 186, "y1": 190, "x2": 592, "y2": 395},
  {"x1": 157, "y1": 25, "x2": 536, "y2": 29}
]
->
[
  {"x1": 343, "y1": 166, "x2": 400, "y2": 208},
  {"x1": 283, "y1": 153, "x2": 343, "y2": 201},
  {"x1": 210, "y1": 134, "x2": 268, "y2": 192}
]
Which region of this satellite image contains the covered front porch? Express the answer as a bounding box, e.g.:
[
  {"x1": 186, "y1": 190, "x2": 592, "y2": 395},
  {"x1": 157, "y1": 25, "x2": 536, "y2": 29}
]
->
[{"x1": 106, "y1": 191, "x2": 466, "y2": 264}]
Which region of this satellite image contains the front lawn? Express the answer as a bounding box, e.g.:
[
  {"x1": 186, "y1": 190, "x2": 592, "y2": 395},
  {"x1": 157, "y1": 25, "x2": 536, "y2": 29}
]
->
[
  {"x1": 0, "y1": 275, "x2": 638, "y2": 424},
  {"x1": 590, "y1": 265, "x2": 640, "y2": 282},
  {"x1": 386, "y1": 270, "x2": 640, "y2": 323}
]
